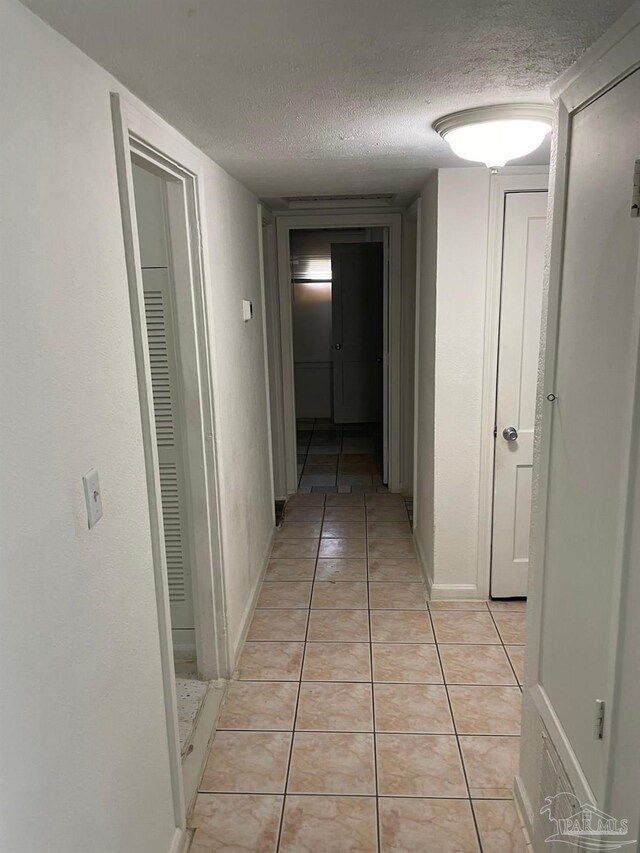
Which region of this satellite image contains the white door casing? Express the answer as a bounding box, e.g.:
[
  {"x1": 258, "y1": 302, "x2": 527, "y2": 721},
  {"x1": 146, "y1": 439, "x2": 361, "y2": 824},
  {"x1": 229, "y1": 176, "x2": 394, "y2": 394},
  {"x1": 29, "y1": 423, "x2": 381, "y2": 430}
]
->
[
  {"x1": 274, "y1": 212, "x2": 403, "y2": 495},
  {"x1": 491, "y1": 191, "x2": 548, "y2": 598}
]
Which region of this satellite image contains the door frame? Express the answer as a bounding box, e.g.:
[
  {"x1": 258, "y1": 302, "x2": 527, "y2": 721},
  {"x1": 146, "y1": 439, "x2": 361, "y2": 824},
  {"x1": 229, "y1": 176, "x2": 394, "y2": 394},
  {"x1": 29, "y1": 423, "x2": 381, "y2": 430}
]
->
[
  {"x1": 274, "y1": 211, "x2": 403, "y2": 495},
  {"x1": 476, "y1": 168, "x2": 549, "y2": 601},
  {"x1": 111, "y1": 93, "x2": 229, "y2": 842},
  {"x1": 516, "y1": 5, "x2": 640, "y2": 837}
]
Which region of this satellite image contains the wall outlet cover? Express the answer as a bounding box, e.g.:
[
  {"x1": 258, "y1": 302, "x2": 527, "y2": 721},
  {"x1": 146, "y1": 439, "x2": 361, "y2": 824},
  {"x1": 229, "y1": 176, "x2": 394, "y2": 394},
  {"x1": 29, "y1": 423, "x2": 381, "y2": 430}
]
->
[
  {"x1": 242, "y1": 299, "x2": 253, "y2": 321},
  {"x1": 82, "y1": 468, "x2": 103, "y2": 528}
]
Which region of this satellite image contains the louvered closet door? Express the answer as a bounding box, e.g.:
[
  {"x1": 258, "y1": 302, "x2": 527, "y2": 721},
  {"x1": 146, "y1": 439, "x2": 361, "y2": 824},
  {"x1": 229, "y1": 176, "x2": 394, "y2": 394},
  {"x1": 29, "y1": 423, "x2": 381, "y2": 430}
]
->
[{"x1": 142, "y1": 268, "x2": 194, "y2": 633}]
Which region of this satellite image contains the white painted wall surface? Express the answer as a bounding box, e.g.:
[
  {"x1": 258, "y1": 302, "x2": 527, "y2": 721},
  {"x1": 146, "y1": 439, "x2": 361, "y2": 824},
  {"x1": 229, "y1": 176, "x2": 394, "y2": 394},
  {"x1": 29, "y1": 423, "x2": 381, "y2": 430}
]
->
[
  {"x1": 200, "y1": 163, "x2": 275, "y2": 662},
  {"x1": 0, "y1": 1, "x2": 273, "y2": 849},
  {"x1": 413, "y1": 168, "x2": 491, "y2": 596}
]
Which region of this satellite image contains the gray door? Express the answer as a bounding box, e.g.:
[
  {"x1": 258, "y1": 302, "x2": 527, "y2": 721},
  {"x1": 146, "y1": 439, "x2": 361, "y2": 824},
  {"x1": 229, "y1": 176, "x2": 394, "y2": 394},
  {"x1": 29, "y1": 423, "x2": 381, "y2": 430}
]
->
[{"x1": 331, "y1": 242, "x2": 383, "y2": 423}]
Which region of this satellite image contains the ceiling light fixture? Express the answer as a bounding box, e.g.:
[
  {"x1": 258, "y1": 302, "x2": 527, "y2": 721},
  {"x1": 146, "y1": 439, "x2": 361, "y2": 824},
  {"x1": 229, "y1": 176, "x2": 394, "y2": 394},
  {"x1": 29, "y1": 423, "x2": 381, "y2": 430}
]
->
[{"x1": 434, "y1": 104, "x2": 553, "y2": 169}]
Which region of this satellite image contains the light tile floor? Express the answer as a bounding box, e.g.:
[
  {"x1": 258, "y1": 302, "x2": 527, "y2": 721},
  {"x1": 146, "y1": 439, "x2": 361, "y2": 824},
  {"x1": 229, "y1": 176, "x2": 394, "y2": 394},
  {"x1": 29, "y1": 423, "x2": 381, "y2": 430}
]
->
[
  {"x1": 296, "y1": 418, "x2": 386, "y2": 493},
  {"x1": 189, "y1": 493, "x2": 529, "y2": 851}
]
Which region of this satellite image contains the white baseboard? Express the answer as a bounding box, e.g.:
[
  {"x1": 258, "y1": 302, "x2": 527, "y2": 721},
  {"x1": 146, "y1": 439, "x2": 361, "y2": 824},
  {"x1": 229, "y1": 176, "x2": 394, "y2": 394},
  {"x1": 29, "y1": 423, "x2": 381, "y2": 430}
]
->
[
  {"x1": 429, "y1": 583, "x2": 481, "y2": 600},
  {"x1": 181, "y1": 682, "x2": 226, "y2": 817},
  {"x1": 413, "y1": 532, "x2": 433, "y2": 595},
  {"x1": 530, "y1": 683, "x2": 595, "y2": 805},
  {"x1": 513, "y1": 773, "x2": 535, "y2": 846},
  {"x1": 229, "y1": 528, "x2": 275, "y2": 671},
  {"x1": 169, "y1": 827, "x2": 187, "y2": 853}
]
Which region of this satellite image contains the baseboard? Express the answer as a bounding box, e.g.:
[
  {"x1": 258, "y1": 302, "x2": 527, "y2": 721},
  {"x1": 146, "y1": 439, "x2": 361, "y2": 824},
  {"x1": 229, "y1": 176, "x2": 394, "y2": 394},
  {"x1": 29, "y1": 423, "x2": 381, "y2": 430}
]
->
[
  {"x1": 169, "y1": 827, "x2": 188, "y2": 853},
  {"x1": 530, "y1": 683, "x2": 595, "y2": 805},
  {"x1": 513, "y1": 773, "x2": 535, "y2": 846},
  {"x1": 229, "y1": 528, "x2": 275, "y2": 670},
  {"x1": 413, "y1": 532, "x2": 433, "y2": 596},
  {"x1": 429, "y1": 583, "x2": 481, "y2": 600},
  {"x1": 181, "y1": 682, "x2": 226, "y2": 817}
]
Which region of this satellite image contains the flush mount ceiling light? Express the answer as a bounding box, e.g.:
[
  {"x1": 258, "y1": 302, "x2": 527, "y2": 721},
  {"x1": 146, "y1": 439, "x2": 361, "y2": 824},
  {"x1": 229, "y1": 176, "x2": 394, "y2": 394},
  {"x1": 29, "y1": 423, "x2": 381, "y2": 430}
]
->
[{"x1": 434, "y1": 104, "x2": 553, "y2": 169}]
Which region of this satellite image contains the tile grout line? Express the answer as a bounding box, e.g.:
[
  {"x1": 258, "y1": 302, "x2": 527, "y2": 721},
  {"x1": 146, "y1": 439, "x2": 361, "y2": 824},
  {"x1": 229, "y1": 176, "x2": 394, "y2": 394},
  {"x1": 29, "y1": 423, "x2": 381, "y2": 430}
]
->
[
  {"x1": 432, "y1": 621, "x2": 485, "y2": 853},
  {"x1": 365, "y1": 493, "x2": 381, "y2": 853},
  {"x1": 274, "y1": 491, "x2": 324, "y2": 852},
  {"x1": 486, "y1": 606, "x2": 524, "y2": 691}
]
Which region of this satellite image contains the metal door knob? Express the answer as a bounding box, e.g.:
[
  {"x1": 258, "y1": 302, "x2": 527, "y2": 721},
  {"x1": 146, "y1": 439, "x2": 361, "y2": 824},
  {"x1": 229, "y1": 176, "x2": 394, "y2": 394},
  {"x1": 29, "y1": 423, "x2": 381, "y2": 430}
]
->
[
  {"x1": 502, "y1": 426, "x2": 518, "y2": 442},
  {"x1": 335, "y1": 343, "x2": 342, "y2": 350}
]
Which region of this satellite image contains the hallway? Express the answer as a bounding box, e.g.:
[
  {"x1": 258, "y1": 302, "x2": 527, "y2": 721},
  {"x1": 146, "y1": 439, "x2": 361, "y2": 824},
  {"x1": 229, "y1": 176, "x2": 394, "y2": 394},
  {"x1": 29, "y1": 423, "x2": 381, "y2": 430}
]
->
[
  {"x1": 296, "y1": 419, "x2": 385, "y2": 493},
  {"x1": 189, "y1": 492, "x2": 528, "y2": 851}
]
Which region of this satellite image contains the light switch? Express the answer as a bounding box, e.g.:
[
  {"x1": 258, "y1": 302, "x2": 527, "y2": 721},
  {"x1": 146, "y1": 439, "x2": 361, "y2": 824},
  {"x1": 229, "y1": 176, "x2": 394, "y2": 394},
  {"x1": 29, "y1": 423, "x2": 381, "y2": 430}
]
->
[
  {"x1": 82, "y1": 468, "x2": 103, "y2": 529},
  {"x1": 242, "y1": 299, "x2": 253, "y2": 321}
]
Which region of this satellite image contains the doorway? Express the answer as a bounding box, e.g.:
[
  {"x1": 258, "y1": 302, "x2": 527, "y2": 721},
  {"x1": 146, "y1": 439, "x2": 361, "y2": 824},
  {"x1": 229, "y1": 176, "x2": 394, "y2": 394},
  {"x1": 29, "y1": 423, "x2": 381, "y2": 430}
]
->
[
  {"x1": 291, "y1": 228, "x2": 386, "y2": 491},
  {"x1": 112, "y1": 93, "x2": 229, "y2": 831},
  {"x1": 489, "y1": 188, "x2": 548, "y2": 598},
  {"x1": 273, "y1": 212, "x2": 403, "y2": 496}
]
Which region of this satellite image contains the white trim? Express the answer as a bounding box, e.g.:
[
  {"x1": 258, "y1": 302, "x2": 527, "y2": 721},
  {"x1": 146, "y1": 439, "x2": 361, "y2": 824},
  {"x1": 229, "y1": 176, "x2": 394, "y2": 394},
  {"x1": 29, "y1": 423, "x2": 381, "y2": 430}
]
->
[
  {"x1": 169, "y1": 828, "x2": 188, "y2": 853},
  {"x1": 260, "y1": 215, "x2": 288, "y2": 500},
  {"x1": 273, "y1": 211, "x2": 404, "y2": 494},
  {"x1": 410, "y1": 198, "x2": 423, "y2": 516},
  {"x1": 413, "y1": 529, "x2": 432, "y2": 595},
  {"x1": 181, "y1": 682, "x2": 225, "y2": 816},
  {"x1": 476, "y1": 167, "x2": 549, "y2": 600},
  {"x1": 430, "y1": 583, "x2": 481, "y2": 601},
  {"x1": 530, "y1": 684, "x2": 597, "y2": 805},
  {"x1": 111, "y1": 92, "x2": 230, "y2": 836},
  {"x1": 257, "y1": 205, "x2": 277, "y2": 512}
]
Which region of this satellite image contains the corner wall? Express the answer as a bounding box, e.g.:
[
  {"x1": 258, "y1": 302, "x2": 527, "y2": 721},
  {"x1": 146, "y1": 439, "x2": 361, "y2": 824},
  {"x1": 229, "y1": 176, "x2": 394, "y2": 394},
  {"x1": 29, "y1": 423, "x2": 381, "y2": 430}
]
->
[
  {"x1": 413, "y1": 168, "x2": 492, "y2": 597},
  {"x1": 0, "y1": 1, "x2": 273, "y2": 850}
]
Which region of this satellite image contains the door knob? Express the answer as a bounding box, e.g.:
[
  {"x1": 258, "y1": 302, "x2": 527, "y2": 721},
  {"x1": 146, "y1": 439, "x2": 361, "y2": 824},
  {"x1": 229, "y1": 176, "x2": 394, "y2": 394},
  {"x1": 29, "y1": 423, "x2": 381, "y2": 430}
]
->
[
  {"x1": 335, "y1": 343, "x2": 342, "y2": 350},
  {"x1": 502, "y1": 426, "x2": 518, "y2": 442}
]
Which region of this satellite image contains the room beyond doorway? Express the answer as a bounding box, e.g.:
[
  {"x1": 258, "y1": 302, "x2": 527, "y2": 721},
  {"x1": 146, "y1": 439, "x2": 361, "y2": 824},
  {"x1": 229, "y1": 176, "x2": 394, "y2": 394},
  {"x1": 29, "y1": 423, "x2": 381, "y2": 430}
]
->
[
  {"x1": 291, "y1": 227, "x2": 387, "y2": 486},
  {"x1": 267, "y1": 211, "x2": 406, "y2": 499}
]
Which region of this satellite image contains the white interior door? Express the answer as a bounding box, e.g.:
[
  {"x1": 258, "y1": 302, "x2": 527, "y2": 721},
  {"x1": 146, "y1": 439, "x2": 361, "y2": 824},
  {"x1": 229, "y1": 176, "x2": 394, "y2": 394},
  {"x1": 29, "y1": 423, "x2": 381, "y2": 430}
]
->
[{"x1": 491, "y1": 190, "x2": 548, "y2": 598}]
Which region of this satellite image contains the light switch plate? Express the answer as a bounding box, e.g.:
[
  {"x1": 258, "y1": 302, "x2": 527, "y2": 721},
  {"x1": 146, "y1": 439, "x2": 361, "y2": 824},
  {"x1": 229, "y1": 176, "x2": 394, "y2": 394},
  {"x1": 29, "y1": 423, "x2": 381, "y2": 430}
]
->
[
  {"x1": 242, "y1": 299, "x2": 253, "y2": 321},
  {"x1": 82, "y1": 468, "x2": 103, "y2": 528}
]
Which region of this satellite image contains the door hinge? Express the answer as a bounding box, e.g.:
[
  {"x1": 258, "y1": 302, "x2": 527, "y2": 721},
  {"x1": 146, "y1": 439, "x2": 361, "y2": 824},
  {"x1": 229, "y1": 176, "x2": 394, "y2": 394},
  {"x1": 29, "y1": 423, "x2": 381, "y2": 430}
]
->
[
  {"x1": 595, "y1": 699, "x2": 605, "y2": 740},
  {"x1": 493, "y1": 424, "x2": 497, "y2": 438}
]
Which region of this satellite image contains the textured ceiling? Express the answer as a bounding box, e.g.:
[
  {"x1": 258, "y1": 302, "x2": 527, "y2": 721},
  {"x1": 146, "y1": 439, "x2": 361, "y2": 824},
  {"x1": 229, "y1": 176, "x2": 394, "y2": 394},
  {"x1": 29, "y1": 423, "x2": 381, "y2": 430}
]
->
[{"x1": 23, "y1": 0, "x2": 631, "y2": 202}]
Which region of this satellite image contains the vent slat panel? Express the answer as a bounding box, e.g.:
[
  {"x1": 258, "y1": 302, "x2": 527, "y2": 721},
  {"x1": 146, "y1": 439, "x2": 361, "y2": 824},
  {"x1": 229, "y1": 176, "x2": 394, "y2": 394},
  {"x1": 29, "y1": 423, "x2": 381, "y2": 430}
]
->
[{"x1": 143, "y1": 289, "x2": 176, "y2": 448}]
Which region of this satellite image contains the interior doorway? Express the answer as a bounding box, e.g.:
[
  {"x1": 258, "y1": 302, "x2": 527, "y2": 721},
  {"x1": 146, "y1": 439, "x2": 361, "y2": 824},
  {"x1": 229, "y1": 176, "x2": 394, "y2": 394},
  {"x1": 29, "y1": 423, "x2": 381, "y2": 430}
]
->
[
  {"x1": 290, "y1": 228, "x2": 386, "y2": 491},
  {"x1": 128, "y1": 153, "x2": 226, "y2": 808},
  {"x1": 489, "y1": 188, "x2": 548, "y2": 598},
  {"x1": 272, "y1": 212, "x2": 403, "y2": 497},
  {"x1": 112, "y1": 93, "x2": 229, "y2": 830}
]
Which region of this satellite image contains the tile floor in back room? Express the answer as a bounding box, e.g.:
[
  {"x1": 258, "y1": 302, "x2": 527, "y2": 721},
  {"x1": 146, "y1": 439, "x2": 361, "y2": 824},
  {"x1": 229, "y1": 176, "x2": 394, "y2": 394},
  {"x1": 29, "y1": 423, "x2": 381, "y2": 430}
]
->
[{"x1": 186, "y1": 484, "x2": 530, "y2": 852}]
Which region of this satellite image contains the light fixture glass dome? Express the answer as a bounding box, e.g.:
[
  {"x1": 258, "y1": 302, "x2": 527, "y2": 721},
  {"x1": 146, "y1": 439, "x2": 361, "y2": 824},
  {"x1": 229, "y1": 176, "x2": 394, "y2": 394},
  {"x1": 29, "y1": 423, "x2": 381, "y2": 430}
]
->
[{"x1": 434, "y1": 105, "x2": 553, "y2": 169}]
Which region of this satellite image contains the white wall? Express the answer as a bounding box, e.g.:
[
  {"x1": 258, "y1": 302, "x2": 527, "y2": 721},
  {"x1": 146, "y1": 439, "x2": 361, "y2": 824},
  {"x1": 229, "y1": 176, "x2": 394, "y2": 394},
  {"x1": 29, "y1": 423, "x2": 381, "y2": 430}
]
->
[
  {"x1": 201, "y1": 161, "x2": 274, "y2": 661},
  {"x1": 413, "y1": 168, "x2": 491, "y2": 596},
  {"x1": 0, "y1": 1, "x2": 273, "y2": 850}
]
